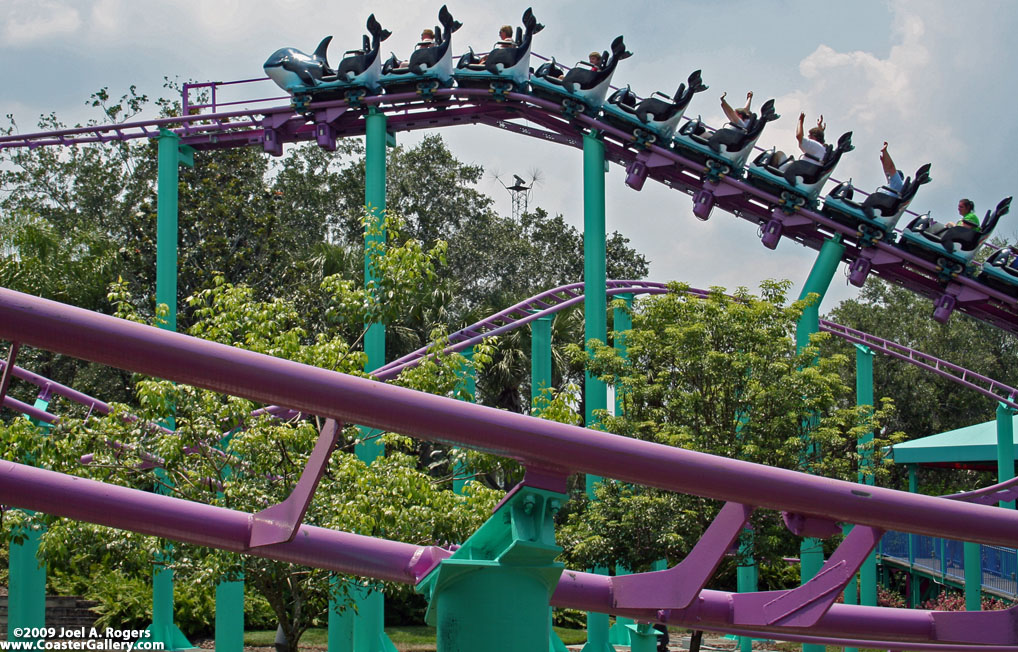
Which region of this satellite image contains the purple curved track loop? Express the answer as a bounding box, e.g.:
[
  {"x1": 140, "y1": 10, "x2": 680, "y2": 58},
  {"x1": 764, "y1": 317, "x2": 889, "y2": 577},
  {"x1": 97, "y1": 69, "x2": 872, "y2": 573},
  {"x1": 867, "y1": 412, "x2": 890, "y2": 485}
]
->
[
  {"x1": 2, "y1": 83, "x2": 1017, "y2": 333},
  {"x1": 3, "y1": 287, "x2": 1018, "y2": 647},
  {"x1": 373, "y1": 280, "x2": 1018, "y2": 409}
]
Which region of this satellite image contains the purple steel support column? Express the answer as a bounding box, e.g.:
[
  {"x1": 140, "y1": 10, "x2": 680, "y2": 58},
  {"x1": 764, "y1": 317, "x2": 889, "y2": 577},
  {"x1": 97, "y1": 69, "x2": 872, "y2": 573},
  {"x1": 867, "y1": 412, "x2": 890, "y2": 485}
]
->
[
  {"x1": 0, "y1": 341, "x2": 20, "y2": 406},
  {"x1": 249, "y1": 419, "x2": 341, "y2": 547},
  {"x1": 611, "y1": 502, "x2": 752, "y2": 609}
]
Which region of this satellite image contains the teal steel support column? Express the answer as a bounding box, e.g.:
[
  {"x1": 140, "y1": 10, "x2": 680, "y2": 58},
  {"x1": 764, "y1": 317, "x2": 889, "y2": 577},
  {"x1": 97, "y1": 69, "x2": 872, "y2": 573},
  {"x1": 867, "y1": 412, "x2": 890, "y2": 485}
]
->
[
  {"x1": 795, "y1": 236, "x2": 844, "y2": 354},
  {"x1": 156, "y1": 129, "x2": 193, "y2": 332},
  {"x1": 795, "y1": 236, "x2": 843, "y2": 652},
  {"x1": 964, "y1": 542, "x2": 981, "y2": 611},
  {"x1": 527, "y1": 318, "x2": 570, "y2": 652},
  {"x1": 582, "y1": 130, "x2": 608, "y2": 436},
  {"x1": 607, "y1": 295, "x2": 637, "y2": 648},
  {"x1": 854, "y1": 345, "x2": 877, "y2": 609},
  {"x1": 9, "y1": 394, "x2": 51, "y2": 648},
  {"x1": 531, "y1": 315, "x2": 553, "y2": 412},
  {"x1": 215, "y1": 579, "x2": 244, "y2": 652},
  {"x1": 147, "y1": 555, "x2": 194, "y2": 650},
  {"x1": 8, "y1": 524, "x2": 45, "y2": 648},
  {"x1": 736, "y1": 533, "x2": 758, "y2": 652},
  {"x1": 331, "y1": 106, "x2": 395, "y2": 652},
  {"x1": 151, "y1": 129, "x2": 194, "y2": 652},
  {"x1": 580, "y1": 131, "x2": 613, "y2": 652},
  {"x1": 611, "y1": 293, "x2": 633, "y2": 418},
  {"x1": 452, "y1": 347, "x2": 475, "y2": 495},
  {"x1": 358, "y1": 107, "x2": 388, "y2": 463},
  {"x1": 997, "y1": 403, "x2": 1016, "y2": 510}
]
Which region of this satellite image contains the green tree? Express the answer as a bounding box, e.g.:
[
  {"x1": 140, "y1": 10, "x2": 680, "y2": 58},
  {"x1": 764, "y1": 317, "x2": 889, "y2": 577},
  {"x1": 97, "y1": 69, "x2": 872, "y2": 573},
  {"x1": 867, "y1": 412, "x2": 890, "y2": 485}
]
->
[
  {"x1": 2, "y1": 246, "x2": 499, "y2": 649},
  {"x1": 558, "y1": 282, "x2": 900, "y2": 583},
  {"x1": 822, "y1": 278, "x2": 1018, "y2": 494}
]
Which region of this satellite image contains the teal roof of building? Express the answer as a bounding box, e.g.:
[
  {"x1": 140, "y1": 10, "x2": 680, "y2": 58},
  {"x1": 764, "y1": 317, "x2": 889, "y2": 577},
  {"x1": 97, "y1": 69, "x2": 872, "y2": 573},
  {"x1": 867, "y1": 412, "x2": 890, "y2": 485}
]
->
[{"x1": 892, "y1": 413, "x2": 1018, "y2": 465}]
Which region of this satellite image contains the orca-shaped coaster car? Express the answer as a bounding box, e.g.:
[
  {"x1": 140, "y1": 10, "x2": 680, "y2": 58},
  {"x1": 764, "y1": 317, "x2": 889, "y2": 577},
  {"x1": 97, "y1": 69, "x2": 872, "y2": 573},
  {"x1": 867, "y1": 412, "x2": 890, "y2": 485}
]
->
[
  {"x1": 455, "y1": 8, "x2": 542, "y2": 96},
  {"x1": 746, "y1": 132, "x2": 854, "y2": 211},
  {"x1": 380, "y1": 5, "x2": 461, "y2": 98},
  {"x1": 978, "y1": 246, "x2": 1018, "y2": 298},
  {"x1": 264, "y1": 15, "x2": 391, "y2": 110},
  {"x1": 600, "y1": 70, "x2": 708, "y2": 147},
  {"x1": 822, "y1": 163, "x2": 932, "y2": 246},
  {"x1": 898, "y1": 196, "x2": 1012, "y2": 280},
  {"x1": 673, "y1": 98, "x2": 779, "y2": 179},
  {"x1": 529, "y1": 35, "x2": 632, "y2": 117}
]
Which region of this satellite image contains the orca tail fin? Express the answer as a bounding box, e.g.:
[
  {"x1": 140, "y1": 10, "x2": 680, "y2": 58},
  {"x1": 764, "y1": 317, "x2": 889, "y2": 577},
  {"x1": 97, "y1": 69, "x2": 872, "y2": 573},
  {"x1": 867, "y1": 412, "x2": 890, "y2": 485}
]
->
[{"x1": 313, "y1": 36, "x2": 332, "y2": 67}]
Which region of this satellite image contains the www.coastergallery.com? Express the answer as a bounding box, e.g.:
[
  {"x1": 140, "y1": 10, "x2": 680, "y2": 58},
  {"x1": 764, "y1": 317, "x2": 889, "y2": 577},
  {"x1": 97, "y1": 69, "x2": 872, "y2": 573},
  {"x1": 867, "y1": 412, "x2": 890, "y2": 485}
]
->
[{"x1": 6, "y1": 628, "x2": 164, "y2": 651}]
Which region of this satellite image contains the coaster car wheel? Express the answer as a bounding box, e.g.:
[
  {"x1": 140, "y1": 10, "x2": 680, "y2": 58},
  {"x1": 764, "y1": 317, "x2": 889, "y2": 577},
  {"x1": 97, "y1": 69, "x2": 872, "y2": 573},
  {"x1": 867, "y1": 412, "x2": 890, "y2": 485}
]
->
[
  {"x1": 705, "y1": 158, "x2": 730, "y2": 179},
  {"x1": 417, "y1": 79, "x2": 441, "y2": 100},
  {"x1": 632, "y1": 128, "x2": 656, "y2": 148},
  {"x1": 488, "y1": 79, "x2": 513, "y2": 101},
  {"x1": 344, "y1": 88, "x2": 367, "y2": 108},
  {"x1": 561, "y1": 98, "x2": 584, "y2": 119}
]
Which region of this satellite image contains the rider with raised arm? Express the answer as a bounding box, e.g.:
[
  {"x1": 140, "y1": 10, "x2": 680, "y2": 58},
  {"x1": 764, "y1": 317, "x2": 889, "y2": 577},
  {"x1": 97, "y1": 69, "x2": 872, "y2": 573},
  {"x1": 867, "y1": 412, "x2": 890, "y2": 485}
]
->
[
  {"x1": 877, "y1": 142, "x2": 906, "y2": 196},
  {"x1": 720, "y1": 91, "x2": 753, "y2": 130},
  {"x1": 796, "y1": 112, "x2": 826, "y2": 162}
]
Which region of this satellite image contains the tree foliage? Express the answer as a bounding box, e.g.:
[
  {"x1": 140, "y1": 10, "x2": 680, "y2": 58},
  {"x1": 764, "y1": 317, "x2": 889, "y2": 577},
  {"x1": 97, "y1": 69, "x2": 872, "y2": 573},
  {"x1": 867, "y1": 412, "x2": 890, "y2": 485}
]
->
[
  {"x1": 558, "y1": 282, "x2": 902, "y2": 584},
  {"x1": 822, "y1": 278, "x2": 1018, "y2": 493},
  {"x1": 1, "y1": 265, "x2": 499, "y2": 647}
]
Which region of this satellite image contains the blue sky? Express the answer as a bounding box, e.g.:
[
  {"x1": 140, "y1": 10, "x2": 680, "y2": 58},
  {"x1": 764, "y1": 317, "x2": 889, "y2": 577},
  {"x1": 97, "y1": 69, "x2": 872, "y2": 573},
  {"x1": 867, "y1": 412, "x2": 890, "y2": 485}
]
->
[{"x1": 3, "y1": 0, "x2": 1017, "y2": 308}]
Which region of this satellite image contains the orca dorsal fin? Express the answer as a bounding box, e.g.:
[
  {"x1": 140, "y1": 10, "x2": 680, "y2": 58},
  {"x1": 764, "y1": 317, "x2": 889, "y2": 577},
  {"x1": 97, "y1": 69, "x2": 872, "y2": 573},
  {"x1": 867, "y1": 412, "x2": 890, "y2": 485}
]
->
[{"x1": 314, "y1": 36, "x2": 333, "y2": 67}]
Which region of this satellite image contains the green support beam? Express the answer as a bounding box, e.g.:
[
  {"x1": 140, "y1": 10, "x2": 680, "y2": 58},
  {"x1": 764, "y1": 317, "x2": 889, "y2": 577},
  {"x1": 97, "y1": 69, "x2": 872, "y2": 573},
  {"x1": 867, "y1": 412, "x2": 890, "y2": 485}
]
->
[
  {"x1": 452, "y1": 347, "x2": 475, "y2": 495},
  {"x1": 530, "y1": 314, "x2": 552, "y2": 411},
  {"x1": 580, "y1": 131, "x2": 613, "y2": 652},
  {"x1": 794, "y1": 236, "x2": 844, "y2": 652},
  {"x1": 854, "y1": 345, "x2": 877, "y2": 610},
  {"x1": 9, "y1": 394, "x2": 52, "y2": 649},
  {"x1": 417, "y1": 487, "x2": 566, "y2": 652},
  {"x1": 330, "y1": 106, "x2": 395, "y2": 652},
  {"x1": 151, "y1": 128, "x2": 195, "y2": 652},
  {"x1": 8, "y1": 524, "x2": 45, "y2": 649},
  {"x1": 215, "y1": 579, "x2": 244, "y2": 652},
  {"x1": 997, "y1": 402, "x2": 1016, "y2": 510}
]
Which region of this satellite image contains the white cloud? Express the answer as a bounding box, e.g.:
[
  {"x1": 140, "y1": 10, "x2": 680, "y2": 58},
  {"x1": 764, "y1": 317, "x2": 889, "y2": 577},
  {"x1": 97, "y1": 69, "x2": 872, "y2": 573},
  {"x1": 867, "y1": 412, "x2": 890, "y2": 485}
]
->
[
  {"x1": 764, "y1": 6, "x2": 966, "y2": 192},
  {"x1": 1, "y1": 0, "x2": 80, "y2": 46},
  {"x1": 88, "y1": 0, "x2": 122, "y2": 35}
]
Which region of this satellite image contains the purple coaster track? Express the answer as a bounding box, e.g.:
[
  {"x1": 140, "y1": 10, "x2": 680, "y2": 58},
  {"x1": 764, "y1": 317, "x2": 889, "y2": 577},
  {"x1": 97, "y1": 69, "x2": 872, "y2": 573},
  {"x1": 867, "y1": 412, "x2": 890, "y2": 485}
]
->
[
  {"x1": 375, "y1": 280, "x2": 1018, "y2": 410},
  {"x1": 2, "y1": 286, "x2": 1018, "y2": 648},
  {"x1": 1, "y1": 80, "x2": 1016, "y2": 334}
]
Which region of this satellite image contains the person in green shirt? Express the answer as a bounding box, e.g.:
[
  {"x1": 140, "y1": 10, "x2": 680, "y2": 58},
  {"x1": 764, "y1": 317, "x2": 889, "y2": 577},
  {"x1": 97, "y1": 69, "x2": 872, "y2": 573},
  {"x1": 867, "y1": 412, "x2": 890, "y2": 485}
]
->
[{"x1": 949, "y1": 198, "x2": 980, "y2": 229}]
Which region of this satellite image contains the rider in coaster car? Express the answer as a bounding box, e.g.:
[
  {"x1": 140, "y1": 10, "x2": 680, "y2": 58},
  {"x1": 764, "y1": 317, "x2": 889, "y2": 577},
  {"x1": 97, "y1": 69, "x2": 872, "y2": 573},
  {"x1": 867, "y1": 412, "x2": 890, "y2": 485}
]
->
[
  {"x1": 767, "y1": 112, "x2": 826, "y2": 169},
  {"x1": 479, "y1": 25, "x2": 514, "y2": 63},
  {"x1": 720, "y1": 91, "x2": 754, "y2": 130},
  {"x1": 878, "y1": 142, "x2": 905, "y2": 196},
  {"x1": 947, "y1": 198, "x2": 980, "y2": 229}
]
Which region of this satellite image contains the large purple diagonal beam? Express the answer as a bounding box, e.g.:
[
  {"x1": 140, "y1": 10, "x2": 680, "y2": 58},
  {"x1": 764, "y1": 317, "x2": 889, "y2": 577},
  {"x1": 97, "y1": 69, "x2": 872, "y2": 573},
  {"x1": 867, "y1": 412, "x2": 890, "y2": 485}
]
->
[
  {"x1": 248, "y1": 418, "x2": 341, "y2": 547},
  {"x1": 3, "y1": 286, "x2": 1018, "y2": 549},
  {"x1": 611, "y1": 501, "x2": 752, "y2": 609}
]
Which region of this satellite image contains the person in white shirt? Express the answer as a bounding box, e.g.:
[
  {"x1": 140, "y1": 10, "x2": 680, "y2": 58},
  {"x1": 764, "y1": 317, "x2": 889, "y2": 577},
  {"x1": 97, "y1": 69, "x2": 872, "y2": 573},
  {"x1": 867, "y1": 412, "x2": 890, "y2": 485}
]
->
[{"x1": 796, "y1": 112, "x2": 826, "y2": 162}]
